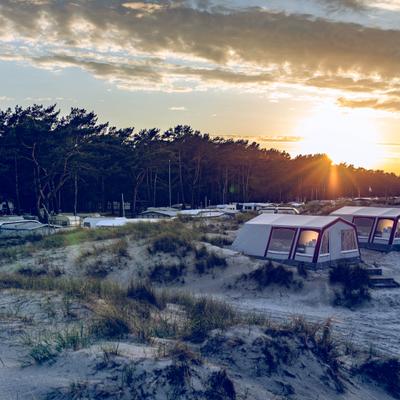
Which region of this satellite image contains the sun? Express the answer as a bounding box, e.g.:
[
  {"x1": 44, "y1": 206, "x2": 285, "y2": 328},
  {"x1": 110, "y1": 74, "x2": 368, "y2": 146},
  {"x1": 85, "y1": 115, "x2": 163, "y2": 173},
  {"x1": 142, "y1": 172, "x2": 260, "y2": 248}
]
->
[{"x1": 296, "y1": 105, "x2": 382, "y2": 169}]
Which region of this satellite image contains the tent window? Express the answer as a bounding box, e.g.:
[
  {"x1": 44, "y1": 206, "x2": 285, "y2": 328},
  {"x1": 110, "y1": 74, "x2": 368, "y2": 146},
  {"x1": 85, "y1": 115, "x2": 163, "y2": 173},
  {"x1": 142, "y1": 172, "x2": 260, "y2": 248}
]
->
[
  {"x1": 320, "y1": 231, "x2": 330, "y2": 255},
  {"x1": 268, "y1": 228, "x2": 295, "y2": 253},
  {"x1": 296, "y1": 230, "x2": 319, "y2": 256},
  {"x1": 374, "y1": 219, "x2": 394, "y2": 240},
  {"x1": 353, "y1": 217, "x2": 374, "y2": 238},
  {"x1": 395, "y1": 221, "x2": 400, "y2": 238},
  {"x1": 341, "y1": 229, "x2": 357, "y2": 251}
]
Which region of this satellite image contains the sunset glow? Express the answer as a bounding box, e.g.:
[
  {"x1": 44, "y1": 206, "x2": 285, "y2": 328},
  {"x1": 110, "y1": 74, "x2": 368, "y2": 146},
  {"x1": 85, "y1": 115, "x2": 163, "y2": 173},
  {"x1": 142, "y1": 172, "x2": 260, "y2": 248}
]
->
[
  {"x1": 1, "y1": 0, "x2": 400, "y2": 173},
  {"x1": 297, "y1": 105, "x2": 383, "y2": 169}
]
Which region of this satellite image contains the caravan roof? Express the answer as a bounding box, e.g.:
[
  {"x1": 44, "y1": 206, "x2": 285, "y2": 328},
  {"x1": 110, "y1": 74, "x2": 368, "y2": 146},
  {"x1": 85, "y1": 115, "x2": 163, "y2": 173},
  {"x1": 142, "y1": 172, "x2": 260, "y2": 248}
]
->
[
  {"x1": 246, "y1": 214, "x2": 342, "y2": 229},
  {"x1": 332, "y1": 206, "x2": 400, "y2": 219}
]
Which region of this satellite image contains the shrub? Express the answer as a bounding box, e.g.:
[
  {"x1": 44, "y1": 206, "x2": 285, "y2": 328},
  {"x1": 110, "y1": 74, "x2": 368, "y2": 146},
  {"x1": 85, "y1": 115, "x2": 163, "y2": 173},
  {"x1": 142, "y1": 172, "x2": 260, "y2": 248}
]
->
[
  {"x1": 235, "y1": 212, "x2": 258, "y2": 224},
  {"x1": 149, "y1": 232, "x2": 194, "y2": 256},
  {"x1": 206, "y1": 370, "x2": 236, "y2": 400},
  {"x1": 127, "y1": 281, "x2": 159, "y2": 307},
  {"x1": 201, "y1": 236, "x2": 233, "y2": 247},
  {"x1": 195, "y1": 253, "x2": 227, "y2": 274},
  {"x1": 26, "y1": 326, "x2": 90, "y2": 364},
  {"x1": 206, "y1": 253, "x2": 227, "y2": 269},
  {"x1": 28, "y1": 342, "x2": 57, "y2": 364},
  {"x1": 297, "y1": 263, "x2": 308, "y2": 278},
  {"x1": 183, "y1": 298, "x2": 237, "y2": 342},
  {"x1": 17, "y1": 265, "x2": 48, "y2": 277},
  {"x1": 194, "y1": 246, "x2": 208, "y2": 259},
  {"x1": 358, "y1": 357, "x2": 400, "y2": 398},
  {"x1": 194, "y1": 246, "x2": 227, "y2": 274},
  {"x1": 40, "y1": 234, "x2": 67, "y2": 249},
  {"x1": 283, "y1": 317, "x2": 341, "y2": 375},
  {"x1": 149, "y1": 263, "x2": 186, "y2": 283},
  {"x1": 89, "y1": 306, "x2": 130, "y2": 339},
  {"x1": 167, "y1": 342, "x2": 202, "y2": 365},
  {"x1": 244, "y1": 262, "x2": 294, "y2": 289},
  {"x1": 330, "y1": 263, "x2": 370, "y2": 307},
  {"x1": 85, "y1": 259, "x2": 112, "y2": 278},
  {"x1": 109, "y1": 238, "x2": 129, "y2": 259}
]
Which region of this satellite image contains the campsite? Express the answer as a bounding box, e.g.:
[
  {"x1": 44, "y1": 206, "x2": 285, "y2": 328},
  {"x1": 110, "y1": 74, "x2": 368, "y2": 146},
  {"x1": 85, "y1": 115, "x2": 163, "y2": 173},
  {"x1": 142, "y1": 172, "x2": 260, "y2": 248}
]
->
[
  {"x1": 1, "y1": 202, "x2": 400, "y2": 399},
  {"x1": 3, "y1": 1, "x2": 400, "y2": 397}
]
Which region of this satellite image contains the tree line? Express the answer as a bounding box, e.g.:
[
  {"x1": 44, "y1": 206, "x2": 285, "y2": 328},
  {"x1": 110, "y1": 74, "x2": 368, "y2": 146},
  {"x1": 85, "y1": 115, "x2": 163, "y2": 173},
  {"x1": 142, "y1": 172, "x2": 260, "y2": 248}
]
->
[{"x1": 1, "y1": 105, "x2": 399, "y2": 221}]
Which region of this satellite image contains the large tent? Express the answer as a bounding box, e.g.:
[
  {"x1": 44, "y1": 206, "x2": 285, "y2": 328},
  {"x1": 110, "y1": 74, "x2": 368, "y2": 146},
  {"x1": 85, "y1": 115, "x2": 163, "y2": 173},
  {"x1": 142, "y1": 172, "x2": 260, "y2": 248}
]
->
[
  {"x1": 232, "y1": 214, "x2": 360, "y2": 266},
  {"x1": 331, "y1": 206, "x2": 400, "y2": 250}
]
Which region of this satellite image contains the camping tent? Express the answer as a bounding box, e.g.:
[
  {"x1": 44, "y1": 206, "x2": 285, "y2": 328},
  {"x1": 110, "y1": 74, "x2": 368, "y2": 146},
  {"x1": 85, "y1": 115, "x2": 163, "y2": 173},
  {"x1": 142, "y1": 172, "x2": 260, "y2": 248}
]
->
[
  {"x1": 331, "y1": 206, "x2": 400, "y2": 250},
  {"x1": 232, "y1": 214, "x2": 360, "y2": 266}
]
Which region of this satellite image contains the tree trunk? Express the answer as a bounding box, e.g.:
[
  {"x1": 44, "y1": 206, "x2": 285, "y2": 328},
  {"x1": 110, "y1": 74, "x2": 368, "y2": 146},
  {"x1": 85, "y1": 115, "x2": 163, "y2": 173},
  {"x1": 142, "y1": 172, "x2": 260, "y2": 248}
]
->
[
  {"x1": 74, "y1": 172, "x2": 78, "y2": 216},
  {"x1": 14, "y1": 154, "x2": 21, "y2": 214}
]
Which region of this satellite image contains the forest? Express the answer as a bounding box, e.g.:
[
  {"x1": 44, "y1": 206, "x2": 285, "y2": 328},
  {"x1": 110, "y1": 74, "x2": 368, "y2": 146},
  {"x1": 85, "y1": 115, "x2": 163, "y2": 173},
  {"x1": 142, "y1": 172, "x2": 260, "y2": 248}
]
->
[{"x1": 1, "y1": 104, "x2": 400, "y2": 221}]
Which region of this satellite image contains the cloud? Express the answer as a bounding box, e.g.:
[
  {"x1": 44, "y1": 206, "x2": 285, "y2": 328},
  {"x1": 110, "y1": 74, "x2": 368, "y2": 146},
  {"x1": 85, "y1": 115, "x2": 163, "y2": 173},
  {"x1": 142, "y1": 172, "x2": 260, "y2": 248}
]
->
[
  {"x1": 337, "y1": 96, "x2": 400, "y2": 111},
  {"x1": 320, "y1": 0, "x2": 367, "y2": 11},
  {"x1": 1, "y1": 0, "x2": 400, "y2": 108},
  {"x1": 122, "y1": 2, "x2": 164, "y2": 12},
  {"x1": 169, "y1": 106, "x2": 186, "y2": 111}
]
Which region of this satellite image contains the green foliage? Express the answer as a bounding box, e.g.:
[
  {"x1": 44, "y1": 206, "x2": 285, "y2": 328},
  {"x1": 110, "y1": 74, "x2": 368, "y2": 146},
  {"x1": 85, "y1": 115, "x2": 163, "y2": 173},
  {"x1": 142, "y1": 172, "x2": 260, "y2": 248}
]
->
[
  {"x1": 1, "y1": 105, "x2": 400, "y2": 222},
  {"x1": 25, "y1": 326, "x2": 90, "y2": 364}
]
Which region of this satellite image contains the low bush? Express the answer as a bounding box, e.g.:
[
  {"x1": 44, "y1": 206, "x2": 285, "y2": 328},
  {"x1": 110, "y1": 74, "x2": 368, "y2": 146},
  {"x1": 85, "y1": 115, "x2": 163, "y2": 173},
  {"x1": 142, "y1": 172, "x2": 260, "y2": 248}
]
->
[
  {"x1": 127, "y1": 281, "x2": 159, "y2": 308},
  {"x1": 235, "y1": 212, "x2": 258, "y2": 224},
  {"x1": 149, "y1": 263, "x2": 186, "y2": 283},
  {"x1": 195, "y1": 253, "x2": 227, "y2": 274},
  {"x1": 40, "y1": 234, "x2": 68, "y2": 249},
  {"x1": 149, "y1": 232, "x2": 194, "y2": 256},
  {"x1": 183, "y1": 297, "x2": 238, "y2": 342},
  {"x1": 201, "y1": 235, "x2": 233, "y2": 247},
  {"x1": 282, "y1": 317, "x2": 341, "y2": 375},
  {"x1": 89, "y1": 306, "x2": 131, "y2": 339},
  {"x1": 85, "y1": 259, "x2": 112, "y2": 278},
  {"x1": 17, "y1": 265, "x2": 48, "y2": 277},
  {"x1": 358, "y1": 357, "x2": 400, "y2": 398},
  {"x1": 206, "y1": 369, "x2": 237, "y2": 400},
  {"x1": 25, "y1": 325, "x2": 90, "y2": 364},
  {"x1": 194, "y1": 246, "x2": 227, "y2": 274},
  {"x1": 109, "y1": 238, "x2": 129, "y2": 258},
  {"x1": 330, "y1": 263, "x2": 370, "y2": 308},
  {"x1": 28, "y1": 342, "x2": 57, "y2": 364},
  {"x1": 167, "y1": 342, "x2": 202, "y2": 365},
  {"x1": 243, "y1": 261, "x2": 295, "y2": 289}
]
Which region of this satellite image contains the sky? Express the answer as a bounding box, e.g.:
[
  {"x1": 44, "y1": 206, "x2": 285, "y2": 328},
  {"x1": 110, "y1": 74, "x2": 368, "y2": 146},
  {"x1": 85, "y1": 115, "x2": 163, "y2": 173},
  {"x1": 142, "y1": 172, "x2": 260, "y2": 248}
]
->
[{"x1": 1, "y1": 0, "x2": 400, "y2": 173}]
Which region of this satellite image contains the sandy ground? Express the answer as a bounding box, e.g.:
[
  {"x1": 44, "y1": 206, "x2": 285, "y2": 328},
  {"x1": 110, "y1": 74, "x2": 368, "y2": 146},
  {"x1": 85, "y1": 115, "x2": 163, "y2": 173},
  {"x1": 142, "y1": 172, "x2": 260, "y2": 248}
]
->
[
  {"x1": 184, "y1": 247, "x2": 400, "y2": 357},
  {"x1": 1, "y1": 226, "x2": 400, "y2": 399}
]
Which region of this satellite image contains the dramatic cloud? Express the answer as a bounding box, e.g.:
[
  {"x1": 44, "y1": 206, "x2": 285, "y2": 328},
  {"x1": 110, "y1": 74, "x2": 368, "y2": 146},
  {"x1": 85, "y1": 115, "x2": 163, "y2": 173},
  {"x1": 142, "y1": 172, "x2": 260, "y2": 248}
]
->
[
  {"x1": 1, "y1": 0, "x2": 400, "y2": 110},
  {"x1": 338, "y1": 96, "x2": 400, "y2": 111}
]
